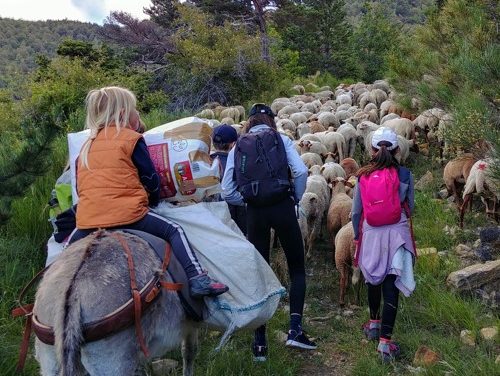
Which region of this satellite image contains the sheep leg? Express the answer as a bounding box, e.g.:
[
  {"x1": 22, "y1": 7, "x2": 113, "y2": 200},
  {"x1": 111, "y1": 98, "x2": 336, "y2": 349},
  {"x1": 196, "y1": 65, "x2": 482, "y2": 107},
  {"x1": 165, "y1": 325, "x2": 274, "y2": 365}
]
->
[
  {"x1": 460, "y1": 194, "x2": 472, "y2": 228},
  {"x1": 339, "y1": 265, "x2": 348, "y2": 307}
]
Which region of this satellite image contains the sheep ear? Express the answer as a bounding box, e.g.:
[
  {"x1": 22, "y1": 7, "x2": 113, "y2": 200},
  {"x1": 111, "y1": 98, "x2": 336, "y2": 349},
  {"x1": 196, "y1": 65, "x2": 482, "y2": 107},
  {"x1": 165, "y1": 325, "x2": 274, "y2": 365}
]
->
[
  {"x1": 299, "y1": 141, "x2": 304, "y2": 147},
  {"x1": 320, "y1": 166, "x2": 325, "y2": 173},
  {"x1": 327, "y1": 183, "x2": 333, "y2": 189},
  {"x1": 345, "y1": 181, "x2": 355, "y2": 189}
]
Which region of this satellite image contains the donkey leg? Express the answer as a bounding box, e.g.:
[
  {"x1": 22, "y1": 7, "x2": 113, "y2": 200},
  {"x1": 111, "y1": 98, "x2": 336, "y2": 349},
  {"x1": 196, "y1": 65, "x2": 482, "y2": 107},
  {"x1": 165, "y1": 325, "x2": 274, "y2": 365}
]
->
[
  {"x1": 80, "y1": 330, "x2": 139, "y2": 376},
  {"x1": 35, "y1": 340, "x2": 59, "y2": 376},
  {"x1": 182, "y1": 327, "x2": 198, "y2": 376}
]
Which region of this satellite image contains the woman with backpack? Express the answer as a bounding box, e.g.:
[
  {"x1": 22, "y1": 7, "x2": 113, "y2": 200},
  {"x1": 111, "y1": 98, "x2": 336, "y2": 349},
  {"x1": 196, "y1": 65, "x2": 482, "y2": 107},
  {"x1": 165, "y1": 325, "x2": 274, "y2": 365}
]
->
[
  {"x1": 221, "y1": 104, "x2": 316, "y2": 361},
  {"x1": 351, "y1": 127, "x2": 416, "y2": 362}
]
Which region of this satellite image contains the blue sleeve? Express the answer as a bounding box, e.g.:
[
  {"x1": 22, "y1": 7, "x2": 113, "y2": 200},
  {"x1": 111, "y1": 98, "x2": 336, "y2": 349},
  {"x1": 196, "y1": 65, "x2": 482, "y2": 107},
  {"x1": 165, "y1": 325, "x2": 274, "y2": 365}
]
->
[
  {"x1": 131, "y1": 138, "x2": 160, "y2": 207},
  {"x1": 281, "y1": 135, "x2": 308, "y2": 202},
  {"x1": 221, "y1": 146, "x2": 245, "y2": 206},
  {"x1": 351, "y1": 182, "x2": 363, "y2": 240},
  {"x1": 408, "y1": 172, "x2": 415, "y2": 214}
]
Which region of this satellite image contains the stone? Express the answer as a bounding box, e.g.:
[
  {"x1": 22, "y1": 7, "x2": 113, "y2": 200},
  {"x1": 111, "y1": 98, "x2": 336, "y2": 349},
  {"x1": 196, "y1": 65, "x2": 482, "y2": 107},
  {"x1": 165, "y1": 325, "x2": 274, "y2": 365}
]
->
[
  {"x1": 275, "y1": 330, "x2": 288, "y2": 342},
  {"x1": 415, "y1": 171, "x2": 433, "y2": 191},
  {"x1": 413, "y1": 346, "x2": 441, "y2": 367},
  {"x1": 454, "y1": 244, "x2": 473, "y2": 257},
  {"x1": 418, "y1": 247, "x2": 438, "y2": 256},
  {"x1": 479, "y1": 327, "x2": 498, "y2": 341},
  {"x1": 496, "y1": 355, "x2": 500, "y2": 364},
  {"x1": 475, "y1": 245, "x2": 493, "y2": 261},
  {"x1": 460, "y1": 330, "x2": 476, "y2": 346},
  {"x1": 342, "y1": 310, "x2": 354, "y2": 317},
  {"x1": 479, "y1": 227, "x2": 500, "y2": 243},
  {"x1": 447, "y1": 260, "x2": 500, "y2": 291},
  {"x1": 473, "y1": 238, "x2": 481, "y2": 248},
  {"x1": 438, "y1": 189, "x2": 449, "y2": 200},
  {"x1": 152, "y1": 359, "x2": 179, "y2": 375},
  {"x1": 447, "y1": 195, "x2": 456, "y2": 203}
]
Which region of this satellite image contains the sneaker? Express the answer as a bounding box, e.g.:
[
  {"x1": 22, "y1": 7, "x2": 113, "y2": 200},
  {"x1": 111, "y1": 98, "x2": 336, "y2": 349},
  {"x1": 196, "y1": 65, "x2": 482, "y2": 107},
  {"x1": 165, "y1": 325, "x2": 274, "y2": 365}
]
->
[
  {"x1": 189, "y1": 272, "x2": 229, "y2": 299},
  {"x1": 252, "y1": 342, "x2": 268, "y2": 362},
  {"x1": 362, "y1": 320, "x2": 381, "y2": 341},
  {"x1": 285, "y1": 330, "x2": 317, "y2": 350},
  {"x1": 377, "y1": 339, "x2": 400, "y2": 363}
]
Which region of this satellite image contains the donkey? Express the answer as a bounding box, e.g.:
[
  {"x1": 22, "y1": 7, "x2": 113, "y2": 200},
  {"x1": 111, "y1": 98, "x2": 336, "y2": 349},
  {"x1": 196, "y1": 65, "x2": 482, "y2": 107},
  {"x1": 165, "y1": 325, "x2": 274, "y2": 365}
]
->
[{"x1": 33, "y1": 231, "x2": 198, "y2": 376}]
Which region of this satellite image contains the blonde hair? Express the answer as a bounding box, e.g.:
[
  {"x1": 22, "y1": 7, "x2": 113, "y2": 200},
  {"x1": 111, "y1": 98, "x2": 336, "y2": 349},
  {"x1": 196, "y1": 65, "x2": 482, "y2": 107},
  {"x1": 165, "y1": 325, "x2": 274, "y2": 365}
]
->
[{"x1": 80, "y1": 86, "x2": 137, "y2": 169}]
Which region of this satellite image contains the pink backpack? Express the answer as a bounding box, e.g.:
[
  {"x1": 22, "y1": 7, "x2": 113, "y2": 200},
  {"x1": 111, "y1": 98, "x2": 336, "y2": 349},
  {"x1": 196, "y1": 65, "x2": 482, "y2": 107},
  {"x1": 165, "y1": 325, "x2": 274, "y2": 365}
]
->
[{"x1": 359, "y1": 167, "x2": 401, "y2": 226}]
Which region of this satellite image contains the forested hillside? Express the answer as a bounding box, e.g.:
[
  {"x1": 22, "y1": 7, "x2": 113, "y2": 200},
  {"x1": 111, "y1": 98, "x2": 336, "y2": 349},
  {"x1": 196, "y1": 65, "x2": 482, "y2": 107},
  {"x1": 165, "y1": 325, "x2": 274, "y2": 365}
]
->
[
  {"x1": 0, "y1": 18, "x2": 100, "y2": 87},
  {"x1": 344, "y1": 0, "x2": 436, "y2": 25}
]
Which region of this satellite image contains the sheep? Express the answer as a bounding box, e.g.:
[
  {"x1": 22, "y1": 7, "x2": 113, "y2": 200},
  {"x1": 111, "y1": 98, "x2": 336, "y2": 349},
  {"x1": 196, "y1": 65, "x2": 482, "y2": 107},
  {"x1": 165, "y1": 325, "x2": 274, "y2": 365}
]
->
[
  {"x1": 327, "y1": 177, "x2": 353, "y2": 242},
  {"x1": 220, "y1": 107, "x2": 241, "y2": 123},
  {"x1": 372, "y1": 79, "x2": 391, "y2": 94},
  {"x1": 334, "y1": 221, "x2": 361, "y2": 306},
  {"x1": 345, "y1": 111, "x2": 368, "y2": 127},
  {"x1": 356, "y1": 121, "x2": 380, "y2": 155},
  {"x1": 443, "y1": 153, "x2": 475, "y2": 205},
  {"x1": 304, "y1": 166, "x2": 331, "y2": 247},
  {"x1": 271, "y1": 99, "x2": 292, "y2": 115},
  {"x1": 278, "y1": 128, "x2": 295, "y2": 141},
  {"x1": 298, "y1": 192, "x2": 321, "y2": 259},
  {"x1": 289, "y1": 112, "x2": 308, "y2": 126},
  {"x1": 380, "y1": 113, "x2": 400, "y2": 125},
  {"x1": 384, "y1": 118, "x2": 416, "y2": 141},
  {"x1": 277, "y1": 118, "x2": 297, "y2": 134},
  {"x1": 370, "y1": 89, "x2": 388, "y2": 107},
  {"x1": 364, "y1": 132, "x2": 415, "y2": 164},
  {"x1": 336, "y1": 103, "x2": 351, "y2": 112},
  {"x1": 336, "y1": 93, "x2": 352, "y2": 106},
  {"x1": 318, "y1": 112, "x2": 340, "y2": 129},
  {"x1": 321, "y1": 131, "x2": 346, "y2": 161},
  {"x1": 323, "y1": 152, "x2": 338, "y2": 163},
  {"x1": 297, "y1": 123, "x2": 312, "y2": 138},
  {"x1": 460, "y1": 159, "x2": 499, "y2": 227},
  {"x1": 335, "y1": 110, "x2": 352, "y2": 124},
  {"x1": 340, "y1": 158, "x2": 360, "y2": 178},
  {"x1": 366, "y1": 108, "x2": 379, "y2": 124},
  {"x1": 234, "y1": 105, "x2": 246, "y2": 121},
  {"x1": 308, "y1": 120, "x2": 327, "y2": 134},
  {"x1": 221, "y1": 117, "x2": 235, "y2": 125},
  {"x1": 299, "y1": 133, "x2": 322, "y2": 143},
  {"x1": 301, "y1": 152, "x2": 323, "y2": 168},
  {"x1": 321, "y1": 162, "x2": 346, "y2": 185},
  {"x1": 292, "y1": 84, "x2": 305, "y2": 94},
  {"x1": 278, "y1": 105, "x2": 300, "y2": 118},
  {"x1": 337, "y1": 123, "x2": 357, "y2": 158},
  {"x1": 363, "y1": 103, "x2": 377, "y2": 113},
  {"x1": 315, "y1": 90, "x2": 334, "y2": 101},
  {"x1": 299, "y1": 140, "x2": 328, "y2": 156},
  {"x1": 196, "y1": 108, "x2": 215, "y2": 119}
]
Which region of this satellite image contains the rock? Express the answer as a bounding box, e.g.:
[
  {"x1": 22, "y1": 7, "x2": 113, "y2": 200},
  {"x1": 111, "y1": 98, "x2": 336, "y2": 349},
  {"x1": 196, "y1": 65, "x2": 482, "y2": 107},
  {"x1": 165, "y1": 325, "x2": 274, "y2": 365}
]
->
[
  {"x1": 496, "y1": 355, "x2": 500, "y2": 364},
  {"x1": 275, "y1": 330, "x2": 288, "y2": 342},
  {"x1": 438, "y1": 189, "x2": 449, "y2": 200},
  {"x1": 447, "y1": 195, "x2": 456, "y2": 203},
  {"x1": 460, "y1": 330, "x2": 476, "y2": 346},
  {"x1": 335, "y1": 315, "x2": 342, "y2": 320},
  {"x1": 418, "y1": 247, "x2": 438, "y2": 256},
  {"x1": 342, "y1": 310, "x2": 354, "y2": 317},
  {"x1": 152, "y1": 359, "x2": 179, "y2": 375},
  {"x1": 413, "y1": 346, "x2": 441, "y2": 367},
  {"x1": 475, "y1": 244, "x2": 493, "y2": 261},
  {"x1": 479, "y1": 227, "x2": 500, "y2": 243},
  {"x1": 447, "y1": 260, "x2": 500, "y2": 291},
  {"x1": 443, "y1": 225, "x2": 458, "y2": 236},
  {"x1": 415, "y1": 171, "x2": 433, "y2": 191},
  {"x1": 455, "y1": 244, "x2": 473, "y2": 257},
  {"x1": 479, "y1": 327, "x2": 498, "y2": 341},
  {"x1": 406, "y1": 365, "x2": 425, "y2": 374},
  {"x1": 473, "y1": 238, "x2": 481, "y2": 248}
]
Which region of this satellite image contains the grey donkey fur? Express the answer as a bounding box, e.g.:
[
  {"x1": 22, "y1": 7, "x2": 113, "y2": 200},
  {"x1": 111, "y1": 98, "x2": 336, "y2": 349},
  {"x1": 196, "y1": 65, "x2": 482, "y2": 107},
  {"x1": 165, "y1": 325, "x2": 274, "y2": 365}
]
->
[{"x1": 34, "y1": 231, "x2": 198, "y2": 376}]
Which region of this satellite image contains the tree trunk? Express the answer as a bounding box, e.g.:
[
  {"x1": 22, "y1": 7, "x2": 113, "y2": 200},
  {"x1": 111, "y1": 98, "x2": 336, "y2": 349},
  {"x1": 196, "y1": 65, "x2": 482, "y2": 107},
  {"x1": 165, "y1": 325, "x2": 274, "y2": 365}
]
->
[{"x1": 252, "y1": 0, "x2": 270, "y2": 63}]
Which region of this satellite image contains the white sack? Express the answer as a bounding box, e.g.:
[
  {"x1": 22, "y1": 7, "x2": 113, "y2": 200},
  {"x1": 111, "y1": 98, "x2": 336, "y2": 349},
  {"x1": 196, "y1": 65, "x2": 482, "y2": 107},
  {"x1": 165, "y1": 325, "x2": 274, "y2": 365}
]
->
[{"x1": 153, "y1": 201, "x2": 285, "y2": 346}]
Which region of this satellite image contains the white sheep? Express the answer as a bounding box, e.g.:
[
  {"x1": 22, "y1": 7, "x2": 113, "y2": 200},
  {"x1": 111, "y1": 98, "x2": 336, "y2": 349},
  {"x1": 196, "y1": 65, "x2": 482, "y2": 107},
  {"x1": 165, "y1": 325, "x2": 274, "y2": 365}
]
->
[
  {"x1": 297, "y1": 123, "x2": 312, "y2": 138},
  {"x1": 298, "y1": 192, "x2": 321, "y2": 259},
  {"x1": 299, "y1": 140, "x2": 328, "y2": 156},
  {"x1": 337, "y1": 124, "x2": 357, "y2": 158},
  {"x1": 276, "y1": 118, "x2": 297, "y2": 134},
  {"x1": 318, "y1": 112, "x2": 340, "y2": 129},
  {"x1": 289, "y1": 112, "x2": 308, "y2": 126},
  {"x1": 321, "y1": 131, "x2": 346, "y2": 161},
  {"x1": 380, "y1": 113, "x2": 400, "y2": 125},
  {"x1": 301, "y1": 152, "x2": 323, "y2": 168},
  {"x1": 384, "y1": 118, "x2": 416, "y2": 141},
  {"x1": 277, "y1": 105, "x2": 300, "y2": 118},
  {"x1": 321, "y1": 162, "x2": 346, "y2": 185}
]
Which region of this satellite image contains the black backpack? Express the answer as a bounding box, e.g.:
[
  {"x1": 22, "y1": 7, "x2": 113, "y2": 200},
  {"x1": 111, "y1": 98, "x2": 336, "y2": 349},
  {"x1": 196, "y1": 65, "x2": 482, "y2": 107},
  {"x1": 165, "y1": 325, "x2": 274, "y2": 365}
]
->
[{"x1": 234, "y1": 128, "x2": 291, "y2": 206}]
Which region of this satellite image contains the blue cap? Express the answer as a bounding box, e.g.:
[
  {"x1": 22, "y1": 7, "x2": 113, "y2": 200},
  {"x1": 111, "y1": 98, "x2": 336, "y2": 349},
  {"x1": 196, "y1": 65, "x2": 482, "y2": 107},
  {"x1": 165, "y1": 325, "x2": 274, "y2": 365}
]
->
[
  {"x1": 212, "y1": 124, "x2": 238, "y2": 144},
  {"x1": 249, "y1": 103, "x2": 275, "y2": 118}
]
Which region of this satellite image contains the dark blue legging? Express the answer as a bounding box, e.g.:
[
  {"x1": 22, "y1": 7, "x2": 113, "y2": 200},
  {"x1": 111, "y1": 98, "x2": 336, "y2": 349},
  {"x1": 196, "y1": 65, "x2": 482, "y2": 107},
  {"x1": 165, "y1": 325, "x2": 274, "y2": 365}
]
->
[
  {"x1": 367, "y1": 274, "x2": 399, "y2": 340},
  {"x1": 68, "y1": 211, "x2": 203, "y2": 279}
]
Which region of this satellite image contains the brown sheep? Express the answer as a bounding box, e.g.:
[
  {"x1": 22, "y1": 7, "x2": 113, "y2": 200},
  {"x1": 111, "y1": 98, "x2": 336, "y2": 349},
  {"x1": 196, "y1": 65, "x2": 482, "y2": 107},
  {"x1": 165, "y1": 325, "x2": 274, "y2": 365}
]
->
[
  {"x1": 443, "y1": 154, "x2": 475, "y2": 206},
  {"x1": 326, "y1": 177, "x2": 353, "y2": 242},
  {"x1": 340, "y1": 158, "x2": 360, "y2": 178},
  {"x1": 334, "y1": 222, "x2": 361, "y2": 306}
]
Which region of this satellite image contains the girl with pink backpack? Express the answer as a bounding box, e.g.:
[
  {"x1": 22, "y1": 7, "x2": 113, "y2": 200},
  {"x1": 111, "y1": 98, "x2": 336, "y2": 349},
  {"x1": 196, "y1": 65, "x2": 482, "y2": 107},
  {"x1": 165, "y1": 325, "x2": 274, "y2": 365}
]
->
[{"x1": 351, "y1": 127, "x2": 416, "y2": 363}]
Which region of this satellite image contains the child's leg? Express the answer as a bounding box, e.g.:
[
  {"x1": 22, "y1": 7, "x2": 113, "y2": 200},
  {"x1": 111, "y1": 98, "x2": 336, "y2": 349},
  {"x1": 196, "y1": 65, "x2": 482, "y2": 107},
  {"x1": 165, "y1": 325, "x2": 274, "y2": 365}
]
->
[
  {"x1": 367, "y1": 282, "x2": 382, "y2": 320},
  {"x1": 380, "y1": 275, "x2": 399, "y2": 340}
]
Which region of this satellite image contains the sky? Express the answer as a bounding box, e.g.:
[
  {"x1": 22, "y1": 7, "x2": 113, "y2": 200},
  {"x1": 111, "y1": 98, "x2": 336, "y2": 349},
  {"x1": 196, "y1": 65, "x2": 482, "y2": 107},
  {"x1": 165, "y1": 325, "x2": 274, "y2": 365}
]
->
[{"x1": 0, "y1": 0, "x2": 152, "y2": 24}]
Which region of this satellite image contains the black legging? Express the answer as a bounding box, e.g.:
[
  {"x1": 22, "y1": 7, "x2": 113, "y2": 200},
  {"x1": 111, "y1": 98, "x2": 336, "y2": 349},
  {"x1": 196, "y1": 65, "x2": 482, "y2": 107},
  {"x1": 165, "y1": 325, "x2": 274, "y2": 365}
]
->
[
  {"x1": 367, "y1": 274, "x2": 399, "y2": 340},
  {"x1": 246, "y1": 197, "x2": 306, "y2": 315}
]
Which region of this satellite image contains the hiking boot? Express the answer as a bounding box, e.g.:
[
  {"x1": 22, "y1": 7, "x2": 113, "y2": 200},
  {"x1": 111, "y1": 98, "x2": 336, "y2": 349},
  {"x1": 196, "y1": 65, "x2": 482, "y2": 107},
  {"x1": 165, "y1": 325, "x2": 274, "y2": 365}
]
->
[
  {"x1": 285, "y1": 330, "x2": 317, "y2": 350},
  {"x1": 362, "y1": 320, "x2": 381, "y2": 341},
  {"x1": 189, "y1": 272, "x2": 229, "y2": 299},
  {"x1": 377, "y1": 339, "x2": 400, "y2": 363},
  {"x1": 252, "y1": 342, "x2": 268, "y2": 362}
]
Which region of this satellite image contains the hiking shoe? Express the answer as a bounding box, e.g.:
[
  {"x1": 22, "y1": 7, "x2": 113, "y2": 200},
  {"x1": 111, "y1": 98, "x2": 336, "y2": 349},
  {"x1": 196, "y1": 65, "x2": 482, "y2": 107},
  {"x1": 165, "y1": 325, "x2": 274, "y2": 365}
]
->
[
  {"x1": 189, "y1": 272, "x2": 229, "y2": 299},
  {"x1": 362, "y1": 320, "x2": 381, "y2": 341},
  {"x1": 252, "y1": 342, "x2": 268, "y2": 362},
  {"x1": 285, "y1": 330, "x2": 317, "y2": 350},
  {"x1": 377, "y1": 339, "x2": 400, "y2": 363}
]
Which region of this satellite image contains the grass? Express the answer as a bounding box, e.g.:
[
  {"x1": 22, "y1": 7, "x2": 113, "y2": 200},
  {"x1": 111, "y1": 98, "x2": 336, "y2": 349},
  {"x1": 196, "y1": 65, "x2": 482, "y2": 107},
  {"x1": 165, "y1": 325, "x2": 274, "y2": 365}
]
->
[{"x1": 0, "y1": 142, "x2": 499, "y2": 375}]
